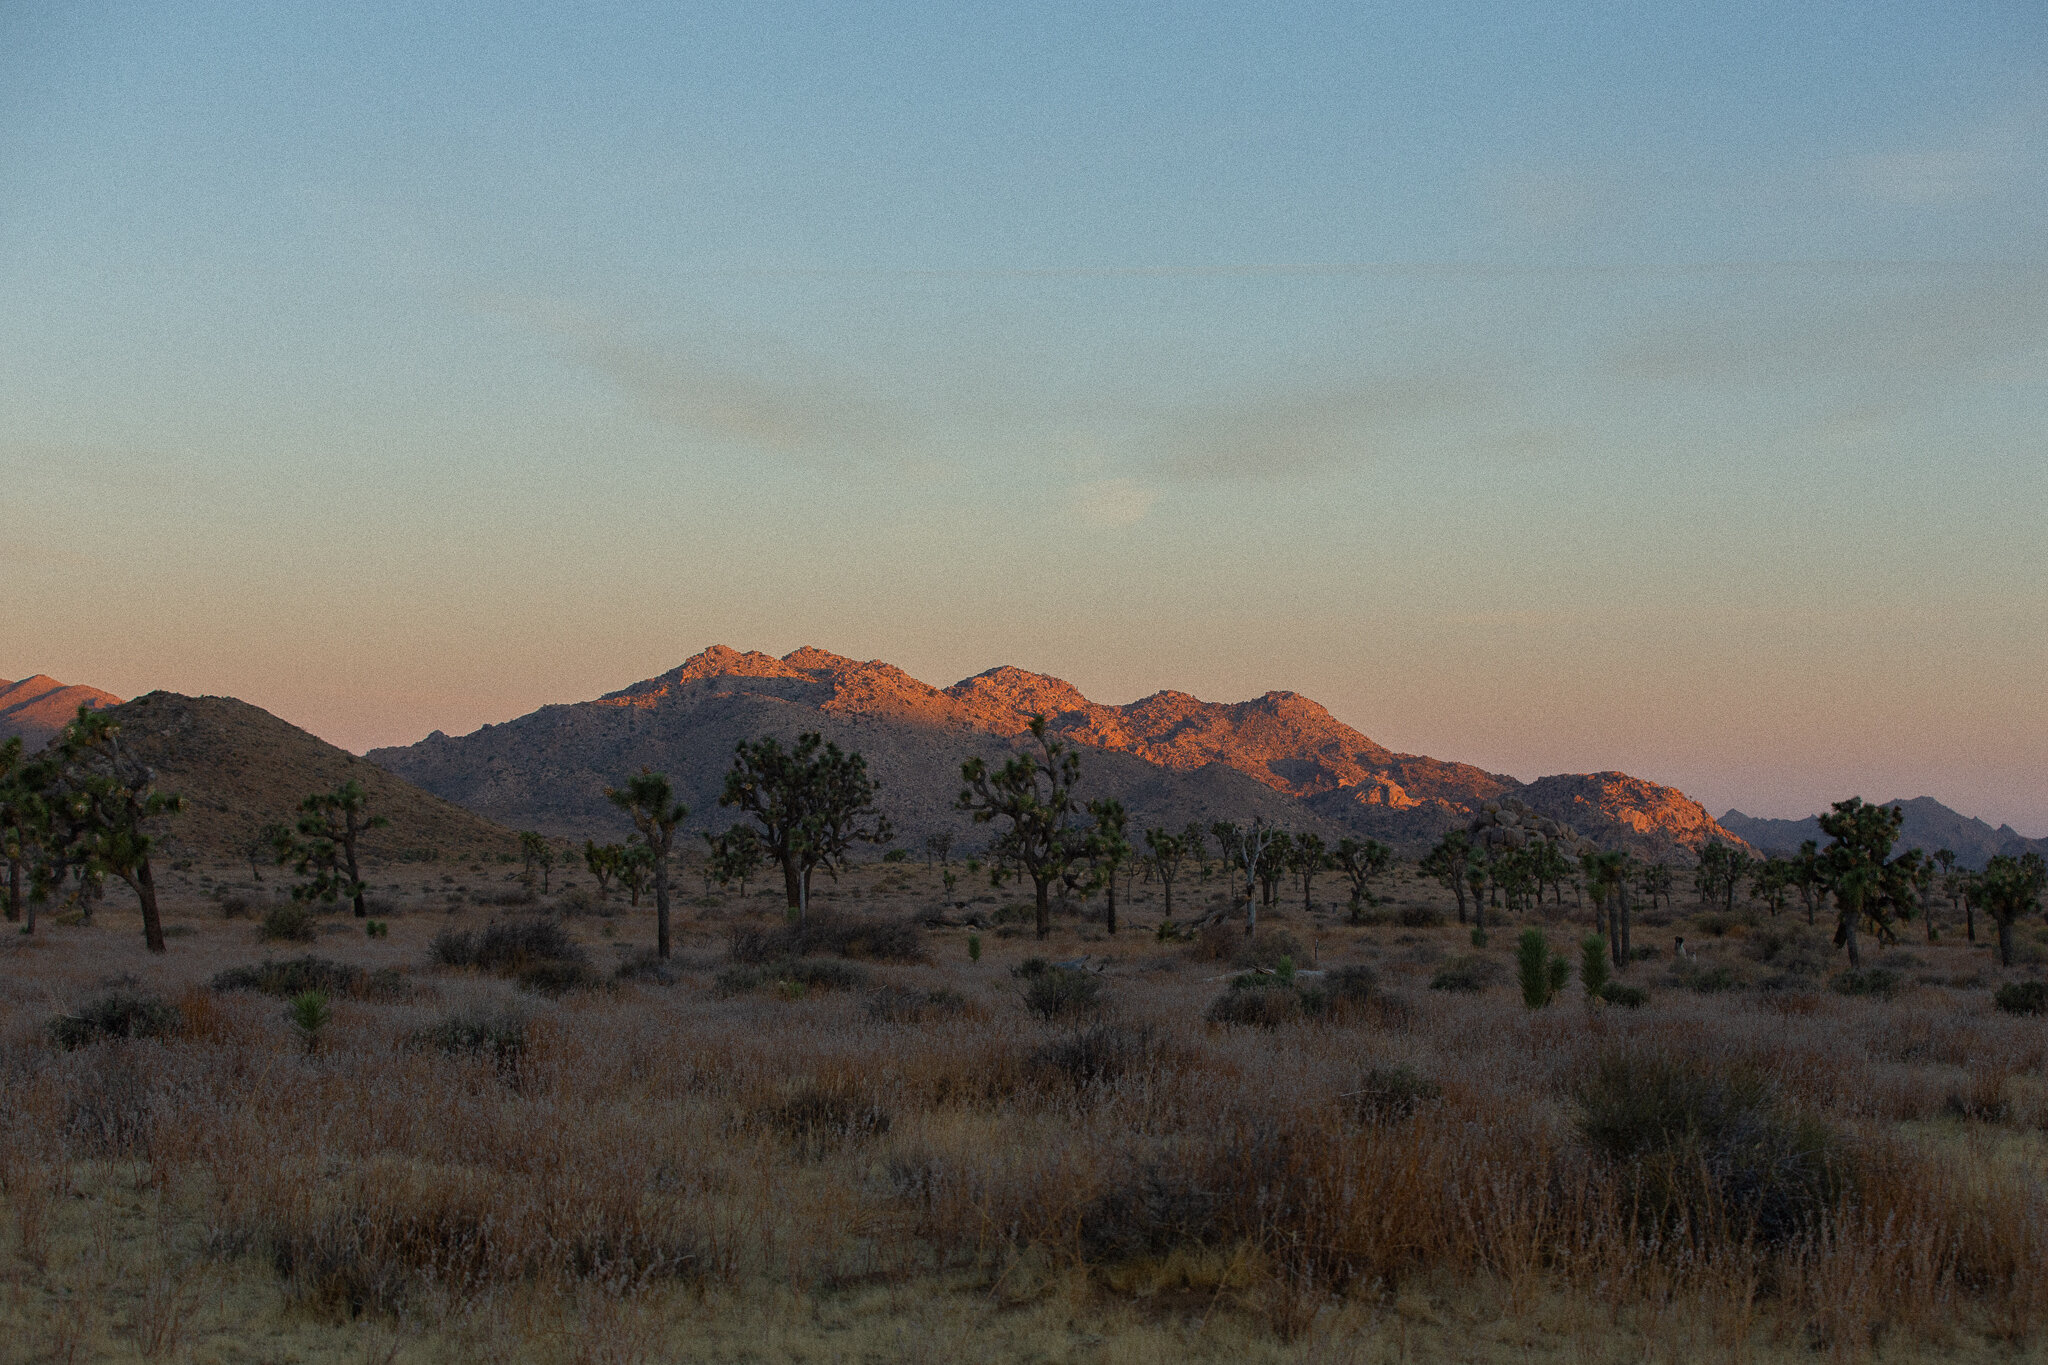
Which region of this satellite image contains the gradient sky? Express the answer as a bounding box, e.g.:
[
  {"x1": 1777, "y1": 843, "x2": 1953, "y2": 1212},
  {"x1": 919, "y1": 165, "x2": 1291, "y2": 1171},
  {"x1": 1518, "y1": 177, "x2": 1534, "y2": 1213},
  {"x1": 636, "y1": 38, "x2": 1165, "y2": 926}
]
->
[{"x1": 4, "y1": 3, "x2": 2045, "y2": 831}]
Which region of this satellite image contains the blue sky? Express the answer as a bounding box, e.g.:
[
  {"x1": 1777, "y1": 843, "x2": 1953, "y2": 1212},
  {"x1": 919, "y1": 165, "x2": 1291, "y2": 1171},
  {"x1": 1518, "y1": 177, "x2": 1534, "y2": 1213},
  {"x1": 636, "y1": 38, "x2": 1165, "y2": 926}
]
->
[{"x1": 4, "y1": 2, "x2": 2045, "y2": 829}]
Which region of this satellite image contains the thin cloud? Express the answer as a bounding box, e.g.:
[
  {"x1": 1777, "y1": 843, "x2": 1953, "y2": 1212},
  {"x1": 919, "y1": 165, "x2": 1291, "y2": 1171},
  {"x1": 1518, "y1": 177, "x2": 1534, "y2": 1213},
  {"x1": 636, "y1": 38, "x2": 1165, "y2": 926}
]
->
[
  {"x1": 1842, "y1": 98, "x2": 2048, "y2": 207},
  {"x1": 1071, "y1": 478, "x2": 1157, "y2": 528},
  {"x1": 1142, "y1": 372, "x2": 1490, "y2": 482},
  {"x1": 468, "y1": 292, "x2": 932, "y2": 468}
]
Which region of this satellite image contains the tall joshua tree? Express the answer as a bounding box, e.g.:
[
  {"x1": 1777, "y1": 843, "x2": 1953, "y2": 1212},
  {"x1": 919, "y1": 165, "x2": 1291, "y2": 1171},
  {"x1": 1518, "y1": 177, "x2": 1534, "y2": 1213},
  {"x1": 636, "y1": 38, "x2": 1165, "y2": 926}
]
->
[
  {"x1": 44, "y1": 708, "x2": 184, "y2": 953},
  {"x1": 1334, "y1": 835, "x2": 1393, "y2": 924},
  {"x1": 1818, "y1": 797, "x2": 1906, "y2": 970},
  {"x1": 1288, "y1": 831, "x2": 1329, "y2": 914},
  {"x1": 1085, "y1": 798, "x2": 1132, "y2": 934},
  {"x1": 723, "y1": 733, "x2": 891, "y2": 916},
  {"x1": 607, "y1": 769, "x2": 686, "y2": 959},
  {"x1": 289, "y1": 780, "x2": 388, "y2": 918},
  {"x1": 1143, "y1": 827, "x2": 1186, "y2": 920},
  {"x1": 1971, "y1": 852, "x2": 2047, "y2": 968},
  {"x1": 1421, "y1": 830, "x2": 1474, "y2": 924},
  {"x1": 958, "y1": 716, "x2": 1083, "y2": 940}
]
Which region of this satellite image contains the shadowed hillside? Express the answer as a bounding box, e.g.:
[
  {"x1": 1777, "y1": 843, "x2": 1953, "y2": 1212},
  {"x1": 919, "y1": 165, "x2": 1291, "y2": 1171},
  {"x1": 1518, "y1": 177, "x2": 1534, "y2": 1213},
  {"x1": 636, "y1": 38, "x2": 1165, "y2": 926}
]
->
[
  {"x1": 107, "y1": 692, "x2": 517, "y2": 864},
  {"x1": 370, "y1": 646, "x2": 1748, "y2": 857},
  {"x1": 1723, "y1": 796, "x2": 2047, "y2": 870},
  {"x1": 0, "y1": 674, "x2": 121, "y2": 750}
]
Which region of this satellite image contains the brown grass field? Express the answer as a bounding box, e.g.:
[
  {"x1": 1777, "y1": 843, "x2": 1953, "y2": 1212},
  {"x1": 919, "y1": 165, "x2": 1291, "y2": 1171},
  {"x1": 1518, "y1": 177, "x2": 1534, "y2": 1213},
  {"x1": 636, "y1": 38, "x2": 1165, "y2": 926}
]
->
[{"x1": 3, "y1": 853, "x2": 2046, "y2": 1363}]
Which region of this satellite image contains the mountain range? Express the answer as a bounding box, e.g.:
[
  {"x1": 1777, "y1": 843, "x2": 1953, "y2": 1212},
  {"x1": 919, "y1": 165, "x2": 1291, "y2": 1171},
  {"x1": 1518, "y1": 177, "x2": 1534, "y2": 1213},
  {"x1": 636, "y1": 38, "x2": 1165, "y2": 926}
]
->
[
  {"x1": 0, "y1": 675, "x2": 121, "y2": 751},
  {"x1": 367, "y1": 645, "x2": 1748, "y2": 859},
  {"x1": 1721, "y1": 799, "x2": 2048, "y2": 871}
]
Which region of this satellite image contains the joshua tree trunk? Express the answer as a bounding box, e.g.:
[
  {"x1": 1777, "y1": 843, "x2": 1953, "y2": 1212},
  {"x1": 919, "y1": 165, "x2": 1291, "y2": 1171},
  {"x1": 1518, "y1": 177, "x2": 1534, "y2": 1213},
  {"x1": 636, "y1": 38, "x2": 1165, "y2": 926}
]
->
[
  {"x1": 127, "y1": 859, "x2": 166, "y2": 955},
  {"x1": 1105, "y1": 874, "x2": 1118, "y2": 935},
  {"x1": 1033, "y1": 875, "x2": 1051, "y2": 939},
  {"x1": 1839, "y1": 891, "x2": 1862, "y2": 969},
  {"x1": 5, "y1": 857, "x2": 18, "y2": 923},
  {"x1": 1997, "y1": 917, "x2": 2014, "y2": 968},
  {"x1": 653, "y1": 855, "x2": 671, "y2": 960}
]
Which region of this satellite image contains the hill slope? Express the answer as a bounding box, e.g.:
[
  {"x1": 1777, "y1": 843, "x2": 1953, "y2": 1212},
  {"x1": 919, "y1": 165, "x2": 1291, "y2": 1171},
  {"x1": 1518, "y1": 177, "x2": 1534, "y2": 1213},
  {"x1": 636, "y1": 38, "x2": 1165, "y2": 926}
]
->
[
  {"x1": 1722, "y1": 798, "x2": 2046, "y2": 870},
  {"x1": 107, "y1": 692, "x2": 517, "y2": 864},
  {"x1": 0, "y1": 675, "x2": 121, "y2": 750},
  {"x1": 371, "y1": 645, "x2": 1745, "y2": 858}
]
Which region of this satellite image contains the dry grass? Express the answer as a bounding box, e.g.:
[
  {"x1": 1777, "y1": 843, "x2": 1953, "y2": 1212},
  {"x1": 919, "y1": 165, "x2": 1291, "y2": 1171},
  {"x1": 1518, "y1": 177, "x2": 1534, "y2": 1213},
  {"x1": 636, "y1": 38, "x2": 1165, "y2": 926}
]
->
[{"x1": 2, "y1": 860, "x2": 2045, "y2": 1362}]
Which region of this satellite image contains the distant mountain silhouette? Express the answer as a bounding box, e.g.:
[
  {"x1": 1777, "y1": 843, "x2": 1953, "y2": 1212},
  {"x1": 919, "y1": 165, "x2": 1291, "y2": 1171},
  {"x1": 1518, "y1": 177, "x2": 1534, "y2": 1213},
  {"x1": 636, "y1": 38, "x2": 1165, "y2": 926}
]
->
[
  {"x1": 1722, "y1": 797, "x2": 2047, "y2": 871},
  {"x1": 106, "y1": 692, "x2": 517, "y2": 864},
  {"x1": 0, "y1": 675, "x2": 121, "y2": 750},
  {"x1": 369, "y1": 645, "x2": 1746, "y2": 858}
]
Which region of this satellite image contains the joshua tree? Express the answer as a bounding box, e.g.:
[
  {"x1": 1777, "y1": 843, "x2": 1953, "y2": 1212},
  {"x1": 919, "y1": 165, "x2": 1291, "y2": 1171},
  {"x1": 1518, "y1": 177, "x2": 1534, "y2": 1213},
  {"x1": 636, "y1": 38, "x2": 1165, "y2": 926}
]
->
[
  {"x1": 40, "y1": 708, "x2": 185, "y2": 952},
  {"x1": 1143, "y1": 827, "x2": 1186, "y2": 920},
  {"x1": 1751, "y1": 857, "x2": 1793, "y2": 916},
  {"x1": 1932, "y1": 848, "x2": 1972, "y2": 941},
  {"x1": 704, "y1": 824, "x2": 765, "y2": 899},
  {"x1": 618, "y1": 842, "x2": 653, "y2": 908},
  {"x1": 583, "y1": 840, "x2": 623, "y2": 898},
  {"x1": 1420, "y1": 831, "x2": 1474, "y2": 924},
  {"x1": 724, "y1": 733, "x2": 892, "y2": 915},
  {"x1": 1182, "y1": 822, "x2": 1209, "y2": 881},
  {"x1": 289, "y1": 780, "x2": 388, "y2": 918},
  {"x1": 1517, "y1": 928, "x2": 1570, "y2": 1008},
  {"x1": 1638, "y1": 861, "x2": 1674, "y2": 912},
  {"x1": 922, "y1": 830, "x2": 953, "y2": 870},
  {"x1": 957, "y1": 716, "x2": 1083, "y2": 940},
  {"x1": 1790, "y1": 840, "x2": 1827, "y2": 926},
  {"x1": 1583, "y1": 850, "x2": 1630, "y2": 969},
  {"x1": 1085, "y1": 799, "x2": 1132, "y2": 934},
  {"x1": 0, "y1": 737, "x2": 49, "y2": 925},
  {"x1": 1234, "y1": 818, "x2": 1281, "y2": 937},
  {"x1": 1970, "y1": 852, "x2": 2047, "y2": 968},
  {"x1": 1287, "y1": 831, "x2": 1329, "y2": 914},
  {"x1": 518, "y1": 831, "x2": 556, "y2": 896},
  {"x1": 606, "y1": 769, "x2": 686, "y2": 959},
  {"x1": 1818, "y1": 797, "x2": 1907, "y2": 969},
  {"x1": 1255, "y1": 830, "x2": 1291, "y2": 908},
  {"x1": 1334, "y1": 835, "x2": 1393, "y2": 924}
]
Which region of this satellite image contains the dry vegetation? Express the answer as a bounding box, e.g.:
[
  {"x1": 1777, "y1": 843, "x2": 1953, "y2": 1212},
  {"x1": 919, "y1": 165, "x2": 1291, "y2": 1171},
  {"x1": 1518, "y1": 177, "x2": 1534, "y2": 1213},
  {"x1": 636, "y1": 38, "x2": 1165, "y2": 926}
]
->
[{"x1": 4, "y1": 853, "x2": 2048, "y2": 1363}]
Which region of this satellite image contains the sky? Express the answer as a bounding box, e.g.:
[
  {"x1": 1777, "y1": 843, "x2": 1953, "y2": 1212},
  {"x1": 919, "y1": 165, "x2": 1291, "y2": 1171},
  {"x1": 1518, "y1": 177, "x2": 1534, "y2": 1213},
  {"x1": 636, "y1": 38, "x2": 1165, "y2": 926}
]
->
[{"x1": 3, "y1": 2, "x2": 2045, "y2": 831}]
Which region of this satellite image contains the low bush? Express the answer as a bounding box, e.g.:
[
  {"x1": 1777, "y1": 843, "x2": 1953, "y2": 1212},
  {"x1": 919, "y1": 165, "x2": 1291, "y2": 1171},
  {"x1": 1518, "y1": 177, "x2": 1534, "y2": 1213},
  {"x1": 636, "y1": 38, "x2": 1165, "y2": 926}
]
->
[
  {"x1": 517, "y1": 959, "x2": 605, "y2": 995},
  {"x1": 1600, "y1": 981, "x2": 1649, "y2": 1008},
  {"x1": 1574, "y1": 1048, "x2": 1848, "y2": 1246},
  {"x1": 756, "y1": 1082, "x2": 891, "y2": 1158},
  {"x1": 1669, "y1": 960, "x2": 1742, "y2": 994},
  {"x1": 411, "y1": 1010, "x2": 528, "y2": 1073},
  {"x1": 728, "y1": 912, "x2": 927, "y2": 965},
  {"x1": 1994, "y1": 981, "x2": 2047, "y2": 1016},
  {"x1": 1022, "y1": 966, "x2": 1103, "y2": 1019},
  {"x1": 1205, "y1": 981, "x2": 1304, "y2": 1028},
  {"x1": 48, "y1": 992, "x2": 181, "y2": 1049},
  {"x1": 1235, "y1": 928, "x2": 1306, "y2": 970},
  {"x1": 1831, "y1": 967, "x2": 1903, "y2": 1000},
  {"x1": 866, "y1": 985, "x2": 972, "y2": 1024},
  {"x1": 1742, "y1": 925, "x2": 1828, "y2": 977},
  {"x1": 1397, "y1": 906, "x2": 1445, "y2": 928},
  {"x1": 218, "y1": 893, "x2": 254, "y2": 919},
  {"x1": 212, "y1": 956, "x2": 406, "y2": 1000},
  {"x1": 1429, "y1": 955, "x2": 1501, "y2": 993},
  {"x1": 1032, "y1": 1022, "x2": 1156, "y2": 1088},
  {"x1": 259, "y1": 903, "x2": 318, "y2": 943},
  {"x1": 613, "y1": 950, "x2": 679, "y2": 986},
  {"x1": 716, "y1": 957, "x2": 871, "y2": 997},
  {"x1": 1079, "y1": 1159, "x2": 1225, "y2": 1261},
  {"x1": 1348, "y1": 1062, "x2": 1442, "y2": 1122}
]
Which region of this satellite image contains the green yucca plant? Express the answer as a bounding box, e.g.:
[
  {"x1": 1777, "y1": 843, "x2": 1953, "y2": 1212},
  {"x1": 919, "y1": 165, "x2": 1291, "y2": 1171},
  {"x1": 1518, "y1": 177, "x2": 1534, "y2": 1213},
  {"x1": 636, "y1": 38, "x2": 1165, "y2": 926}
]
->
[{"x1": 287, "y1": 989, "x2": 331, "y2": 1053}]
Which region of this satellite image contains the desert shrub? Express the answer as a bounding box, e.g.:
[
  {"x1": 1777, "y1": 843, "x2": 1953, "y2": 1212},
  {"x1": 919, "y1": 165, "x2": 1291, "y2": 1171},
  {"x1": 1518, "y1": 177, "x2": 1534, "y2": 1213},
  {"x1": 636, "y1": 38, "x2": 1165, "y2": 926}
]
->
[
  {"x1": 881, "y1": 848, "x2": 909, "y2": 863},
  {"x1": 212, "y1": 955, "x2": 405, "y2": 1000},
  {"x1": 866, "y1": 985, "x2": 971, "y2": 1024},
  {"x1": 218, "y1": 893, "x2": 254, "y2": 919},
  {"x1": 1600, "y1": 981, "x2": 1649, "y2": 1008},
  {"x1": 1429, "y1": 955, "x2": 1501, "y2": 993},
  {"x1": 1022, "y1": 966, "x2": 1103, "y2": 1019},
  {"x1": 482, "y1": 886, "x2": 536, "y2": 908},
  {"x1": 728, "y1": 912, "x2": 926, "y2": 965},
  {"x1": 1669, "y1": 960, "x2": 1742, "y2": 994},
  {"x1": 1742, "y1": 924, "x2": 1828, "y2": 977},
  {"x1": 48, "y1": 992, "x2": 181, "y2": 1049},
  {"x1": 558, "y1": 886, "x2": 597, "y2": 916},
  {"x1": 1032, "y1": 1022, "x2": 1156, "y2": 1088},
  {"x1": 1831, "y1": 967, "x2": 1903, "y2": 1000},
  {"x1": 433, "y1": 917, "x2": 583, "y2": 968},
  {"x1": 1348, "y1": 1062, "x2": 1442, "y2": 1122},
  {"x1": 517, "y1": 958, "x2": 605, "y2": 995},
  {"x1": 1994, "y1": 981, "x2": 2048, "y2": 1016},
  {"x1": 1206, "y1": 982, "x2": 1305, "y2": 1028},
  {"x1": 1236, "y1": 928, "x2": 1306, "y2": 970},
  {"x1": 1397, "y1": 905, "x2": 1444, "y2": 928},
  {"x1": 613, "y1": 950, "x2": 679, "y2": 986},
  {"x1": 411, "y1": 1010, "x2": 528, "y2": 1073},
  {"x1": 1694, "y1": 912, "x2": 1739, "y2": 937},
  {"x1": 1574, "y1": 1049, "x2": 1847, "y2": 1246},
  {"x1": 1079, "y1": 1159, "x2": 1225, "y2": 1260},
  {"x1": 717, "y1": 957, "x2": 871, "y2": 996},
  {"x1": 756, "y1": 1082, "x2": 891, "y2": 1158},
  {"x1": 1318, "y1": 964, "x2": 1377, "y2": 1018},
  {"x1": 259, "y1": 902, "x2": 317, "y2": 943},
  {"x1": 1190, "y1": 920, "x2": 1240, "y2": 962}
]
